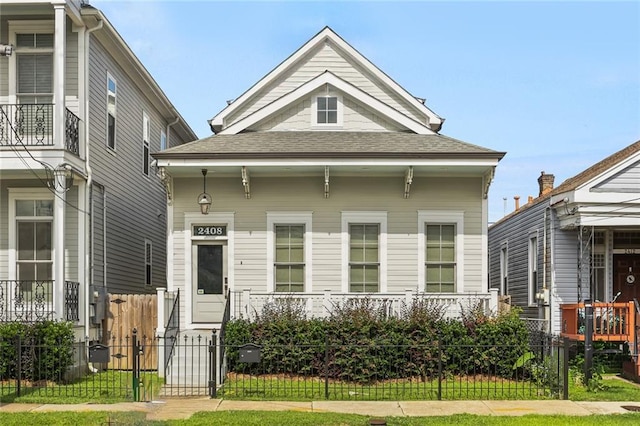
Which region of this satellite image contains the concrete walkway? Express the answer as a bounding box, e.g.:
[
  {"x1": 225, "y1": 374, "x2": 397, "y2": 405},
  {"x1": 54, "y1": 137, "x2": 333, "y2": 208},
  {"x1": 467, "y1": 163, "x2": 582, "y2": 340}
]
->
[{"x1": 2, "y1": 399, "x2": 640, "y2": 421}]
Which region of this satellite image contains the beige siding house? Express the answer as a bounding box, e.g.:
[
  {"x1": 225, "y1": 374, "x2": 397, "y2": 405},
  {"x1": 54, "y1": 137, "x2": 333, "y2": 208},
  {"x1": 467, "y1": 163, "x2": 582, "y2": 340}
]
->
[
  {"x1": 0, "y1": 1, "x2": 195, "y2": 338},
  {"x1": 154, "y1": 27, "x2": 505, "y2": 334}
]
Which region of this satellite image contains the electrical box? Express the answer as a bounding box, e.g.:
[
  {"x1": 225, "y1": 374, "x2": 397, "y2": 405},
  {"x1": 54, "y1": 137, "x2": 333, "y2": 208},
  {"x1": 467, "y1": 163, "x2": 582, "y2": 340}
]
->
[
  {"x1": 90, "y1": 285, "x2": 107, "y2": 325},
  {"x1": 535, "y1": 289, "x2": 550, "y2": 305}
]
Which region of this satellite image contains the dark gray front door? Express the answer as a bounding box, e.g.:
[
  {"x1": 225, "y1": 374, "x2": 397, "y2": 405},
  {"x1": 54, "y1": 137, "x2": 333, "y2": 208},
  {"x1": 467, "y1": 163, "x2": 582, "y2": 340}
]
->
[{"x1": 192, "y1": 242, "x2": 227, "y2": 323}]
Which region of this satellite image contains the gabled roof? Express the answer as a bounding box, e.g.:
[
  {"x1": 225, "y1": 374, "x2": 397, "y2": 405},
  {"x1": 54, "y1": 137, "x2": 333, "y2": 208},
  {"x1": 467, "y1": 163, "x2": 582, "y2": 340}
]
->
[
  {"x1": 208, "y1": 27, "x2": 443, "y2": 134},
  {"x1": 153, "y1": 131, "x2": 505, "y2": 160},
  {"x1": 491, "y1": 139, "x2": 640, "y2": 226}
]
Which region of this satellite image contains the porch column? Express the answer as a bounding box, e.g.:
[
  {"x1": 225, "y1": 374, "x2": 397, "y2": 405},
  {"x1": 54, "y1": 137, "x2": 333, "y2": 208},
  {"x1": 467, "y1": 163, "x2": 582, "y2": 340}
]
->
[
  {"x1": 53, "y1": 170, "x2": 66, "y2": 320},
  {"x1": 53, "y1": 3, "x2": 66, "y2": 149}
]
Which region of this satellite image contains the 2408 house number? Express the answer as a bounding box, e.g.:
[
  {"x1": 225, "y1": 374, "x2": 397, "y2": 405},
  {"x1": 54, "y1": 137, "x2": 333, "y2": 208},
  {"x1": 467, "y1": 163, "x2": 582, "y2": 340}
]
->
[{"x1": 193, "y1": 225, "x2": 226, "y2": 236}]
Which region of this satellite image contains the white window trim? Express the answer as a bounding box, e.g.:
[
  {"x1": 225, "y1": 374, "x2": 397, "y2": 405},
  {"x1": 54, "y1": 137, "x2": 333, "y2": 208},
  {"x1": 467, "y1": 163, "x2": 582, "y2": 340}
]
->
[
  {"x1": 106, "y1": 72, "x2": 117, "y2": 151},
  {"x1": 500, "y1": 242, "x2": 509, "y2": 296},
  {"x1": 144, "y1": 239, "x2": 152, "y2": 286},
  {"x1": 418, "y1": 211, "x2": 464, "y2": 293},
  {"x1": 142, "y1": 111, "x2": 150, "y2": 176},
  {"x1": 528, "y1": 232, "x2": 539, "y2": 306},
  {"x1": 7, "y1": 188, "x2": 55, "y2": 281},
  {"x1": 7, "y1": 21, "x2": 55, "y2": 102},
  {"x1": 183, "y1": 212, "x2": 234, "y2": 330},
  {"x1": 310, "y1": 93, "x2": 343, "y2": 128},
  {"x1": 341, "y1": 211, "x2": 387, "y2": 293},
  {"x1": 266, "y1": 212, "x2": 313, "y2": 293},
  {"x1": 160, "y1": 129, "x2": 167, "y2": 151}
]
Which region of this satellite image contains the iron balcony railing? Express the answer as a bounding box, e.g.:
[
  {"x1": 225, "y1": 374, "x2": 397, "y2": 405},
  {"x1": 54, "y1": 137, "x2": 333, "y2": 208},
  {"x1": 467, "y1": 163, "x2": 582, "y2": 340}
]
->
[
  {"x1": 0, "y1": 280, "x2": 80, "y2": 322},
  {"x1": 0, "y1": 104, "x2": 80, "y2": 156}
]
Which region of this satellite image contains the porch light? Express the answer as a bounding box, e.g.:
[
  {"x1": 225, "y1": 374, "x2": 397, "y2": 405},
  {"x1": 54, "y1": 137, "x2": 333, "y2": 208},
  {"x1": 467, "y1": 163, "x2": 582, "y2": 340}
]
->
[
  {"x1": 197, "y1": 169, "x2": 212, "y2": 215},
  {"x1": 0, "y1": 44, "x2": 12, "y2": 57}
]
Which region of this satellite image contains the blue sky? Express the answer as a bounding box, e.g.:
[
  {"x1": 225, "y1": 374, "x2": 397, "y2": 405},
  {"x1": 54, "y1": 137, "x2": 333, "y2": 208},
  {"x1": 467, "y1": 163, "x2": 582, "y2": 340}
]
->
[{"x1": 92, "y1": 0, "x2": 640, "y2": 223}]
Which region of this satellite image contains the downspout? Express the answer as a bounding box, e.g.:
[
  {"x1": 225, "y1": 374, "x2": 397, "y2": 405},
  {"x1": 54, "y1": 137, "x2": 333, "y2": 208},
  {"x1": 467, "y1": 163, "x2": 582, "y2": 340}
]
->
[
  {"x1": 83, "y1": 16, "x2": 103, "y2": 341},
  {"x1": 543, "y1": 206, "x2": 550, "y2": 334}
]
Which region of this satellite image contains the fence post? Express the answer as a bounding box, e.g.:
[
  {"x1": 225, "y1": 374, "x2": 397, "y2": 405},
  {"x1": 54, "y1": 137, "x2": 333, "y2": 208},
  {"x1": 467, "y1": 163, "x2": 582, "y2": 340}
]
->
[
  {"x1": 563, "y1": 338, "x2": 570, "y2": 400},
  {"x1": 209, "y1": 329, "x2": 217, "y2": 398},
  {"x1": 16, "y1": 334, "x2": 21, "y2": 397},
  {"x1": 132, "y1": 328, "x2": 139, "y2": 402},
  {"x1": 437, "y1": 339, "x2": 442, "y2": 401},
  {"x1": 584, "y1": 300, "x2": 594, "y2": 384},
  {"x1": 324, "y1": 333, "x2": 330, "y2": 400}
]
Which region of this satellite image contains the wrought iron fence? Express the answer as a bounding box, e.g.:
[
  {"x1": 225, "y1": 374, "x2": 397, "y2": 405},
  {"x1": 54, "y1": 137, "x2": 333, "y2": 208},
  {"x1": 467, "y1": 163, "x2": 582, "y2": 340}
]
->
[
  {"x1": 0, "y1": 280, "x2": 79, "y2": 322},
  {"x1": 0, "y1": 327, "x2": 570, "y2": 402},
  {"x1": 65, "y1": 108, "x2": 80, "y2": 156}
]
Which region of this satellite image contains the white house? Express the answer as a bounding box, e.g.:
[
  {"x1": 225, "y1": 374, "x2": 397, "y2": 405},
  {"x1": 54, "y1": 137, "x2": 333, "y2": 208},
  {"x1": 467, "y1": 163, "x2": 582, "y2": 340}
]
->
[{"x1": 153, "y1": 27, "x2": 505, "y2": 335}]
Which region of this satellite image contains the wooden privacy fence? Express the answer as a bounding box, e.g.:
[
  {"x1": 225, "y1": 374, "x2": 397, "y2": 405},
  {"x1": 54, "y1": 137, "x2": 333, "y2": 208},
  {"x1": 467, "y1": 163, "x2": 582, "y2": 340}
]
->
[{"x1": 105, "y1": 293, "x2": 157, "y2": 370}]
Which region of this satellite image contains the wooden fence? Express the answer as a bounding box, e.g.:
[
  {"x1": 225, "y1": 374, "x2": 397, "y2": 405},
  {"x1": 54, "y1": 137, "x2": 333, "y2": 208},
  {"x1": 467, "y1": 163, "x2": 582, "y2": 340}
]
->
[{"x1": 104, "y1": 293, "x2": 157, "y2": 370}]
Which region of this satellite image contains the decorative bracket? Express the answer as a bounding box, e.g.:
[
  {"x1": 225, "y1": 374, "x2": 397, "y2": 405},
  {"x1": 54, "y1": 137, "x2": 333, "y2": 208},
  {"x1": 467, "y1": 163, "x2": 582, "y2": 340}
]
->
[
  {"x1": 483, "y1": 167, "x2": 495, "y2": 199},
  {"x1": 242, "y1": 166, "x2": 251, "y2": 199},
  {"x1": 404, "y1": 166, "x2": 413, "y2": 199},
  {"x1": 158, "y1": 167, "x2": 173, "y2": 205},
  {"x1": 324, "y1": 166, "x2": 330, "y2": 198}
]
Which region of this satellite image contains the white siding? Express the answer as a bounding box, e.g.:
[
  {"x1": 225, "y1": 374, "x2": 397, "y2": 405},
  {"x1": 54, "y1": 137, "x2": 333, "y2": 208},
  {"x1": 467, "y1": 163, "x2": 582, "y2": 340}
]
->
[
  {"x1": 170, "y1": 175, "x2": 484, "y2": 298},
  {"x1": 227, "y1": 41, "x2": 424, "y2": 128}
]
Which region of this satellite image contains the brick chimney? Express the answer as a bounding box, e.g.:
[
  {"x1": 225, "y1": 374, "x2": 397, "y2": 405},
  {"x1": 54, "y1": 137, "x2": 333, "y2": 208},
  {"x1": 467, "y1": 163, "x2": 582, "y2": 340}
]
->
[{"x1": 538, "y1": 171, "x2": 555, "y2": 196}]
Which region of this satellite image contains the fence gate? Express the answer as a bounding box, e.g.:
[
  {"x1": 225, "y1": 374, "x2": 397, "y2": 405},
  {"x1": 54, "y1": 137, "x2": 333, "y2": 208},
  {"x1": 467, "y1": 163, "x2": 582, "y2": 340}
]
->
[{"x1": 105, "y1": 293, "x2": 157, "y2": 370}]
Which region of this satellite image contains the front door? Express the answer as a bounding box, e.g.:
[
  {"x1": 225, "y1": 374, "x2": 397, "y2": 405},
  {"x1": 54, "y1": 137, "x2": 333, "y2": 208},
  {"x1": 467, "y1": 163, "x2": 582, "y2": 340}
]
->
[
  {"x1": 613, "y1": 254, "x2": 640, "y2": 303},
  {"x1": 192, "y1": 242, "x2": 227, "y2": 323}
]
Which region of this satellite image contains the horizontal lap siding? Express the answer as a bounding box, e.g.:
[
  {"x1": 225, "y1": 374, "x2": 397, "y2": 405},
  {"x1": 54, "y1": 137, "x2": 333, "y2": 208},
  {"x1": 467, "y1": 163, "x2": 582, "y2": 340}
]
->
[
  {"x1": 595, "y1": 162, "x2": 640, "y2": 191},
  {"x1": 170, "y1": 175, "x2": 484, "y2": 295},
  {"x1": 229, "y1": 42, "x2": 424, "y2": 126},
  {"x1": 88, "y1": 38, "x2": 180, "y2": 294}
]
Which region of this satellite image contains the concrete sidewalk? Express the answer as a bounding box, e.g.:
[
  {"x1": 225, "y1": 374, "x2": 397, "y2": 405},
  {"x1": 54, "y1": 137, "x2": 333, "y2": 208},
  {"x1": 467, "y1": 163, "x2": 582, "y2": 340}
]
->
[{"x1": 2, "y1": 399, "x2": 640, "y2": 420}]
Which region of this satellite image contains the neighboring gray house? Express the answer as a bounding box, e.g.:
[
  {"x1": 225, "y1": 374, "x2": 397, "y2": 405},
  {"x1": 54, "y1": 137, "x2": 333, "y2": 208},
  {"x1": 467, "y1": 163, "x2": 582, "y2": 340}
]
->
[
  {"x1": 488, "y1": 141, "x2": 640, "y2": 335},
  {"x1": 153, "y1": 27, "x2": 505, "y2": 336},
  {"x1": 0, "y1": 0, "x2": 196, "y2": 338}
]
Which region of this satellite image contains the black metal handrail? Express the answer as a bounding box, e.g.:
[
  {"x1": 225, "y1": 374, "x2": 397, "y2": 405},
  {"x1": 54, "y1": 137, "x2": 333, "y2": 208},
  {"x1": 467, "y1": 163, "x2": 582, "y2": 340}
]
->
[
  {"x1": 0, "y1": 280, "x2": 80, "y2": 322},
  {"x1": 163, "y1": 289, "x2": 180, "y2": 373},
  {"x1": 0, "y1": 104, "x2": 80, "y2": 156}
]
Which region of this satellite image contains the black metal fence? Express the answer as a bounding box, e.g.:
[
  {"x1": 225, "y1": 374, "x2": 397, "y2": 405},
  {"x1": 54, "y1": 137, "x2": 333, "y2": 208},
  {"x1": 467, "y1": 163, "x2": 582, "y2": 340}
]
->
[
  {"x1": 0, "y1": 280, "x2": 80, "y2": 322},
  {"x1": 1, "y1": 329, "x2": 571, "y2": 402}
]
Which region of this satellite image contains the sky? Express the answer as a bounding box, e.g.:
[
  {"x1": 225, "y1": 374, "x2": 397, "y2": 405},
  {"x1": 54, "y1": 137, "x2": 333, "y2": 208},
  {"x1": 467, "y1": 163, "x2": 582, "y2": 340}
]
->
[{"x1": 91, "y1": 0, "x2": 640, "y2": 223}]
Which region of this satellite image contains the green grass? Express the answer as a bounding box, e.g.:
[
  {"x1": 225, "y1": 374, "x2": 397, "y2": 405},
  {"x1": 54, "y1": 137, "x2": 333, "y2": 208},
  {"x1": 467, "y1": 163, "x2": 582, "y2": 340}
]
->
[
  {"x1": 569, "y1": 375, "x2": 640, "y2": 401},
  {"x1": 0, "y1": 371, "x2": 162, "y2": 403},
  {"x1": 1, "y1": 411, "x2": 640, "y2": 426}
]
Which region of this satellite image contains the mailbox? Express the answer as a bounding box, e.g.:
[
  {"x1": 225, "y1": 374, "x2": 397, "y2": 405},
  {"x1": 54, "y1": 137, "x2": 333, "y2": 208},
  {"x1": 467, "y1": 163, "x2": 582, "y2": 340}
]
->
[
  {"x1": 88, "y1": 343, "x2": 110, "y2": 363},
  {"x1": 238, "y1": 343, "x2": 261, "y2": 363}
]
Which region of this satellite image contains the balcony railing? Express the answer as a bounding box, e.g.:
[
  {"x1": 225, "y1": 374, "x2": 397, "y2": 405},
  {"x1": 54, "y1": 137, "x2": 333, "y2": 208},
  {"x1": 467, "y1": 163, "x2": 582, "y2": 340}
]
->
[
  {"x1": 231, "y1": 289, "x2": 499, "y2": 321},
  {"x1": 0, "y1": 280, "x2": 80, "y2": 322},
  {"x1": 560, "y1": 301, "x2": 637, "y2": 342},
  {"x1": 0, "y1": 104, "x2": 80, "y2": 156}
]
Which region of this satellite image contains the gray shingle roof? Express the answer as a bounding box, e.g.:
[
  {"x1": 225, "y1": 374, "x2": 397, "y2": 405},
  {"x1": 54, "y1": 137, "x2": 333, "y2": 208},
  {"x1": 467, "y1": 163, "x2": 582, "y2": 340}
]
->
[{"x1": 153, "y1": 131, "x2": 505, "y2": 160}]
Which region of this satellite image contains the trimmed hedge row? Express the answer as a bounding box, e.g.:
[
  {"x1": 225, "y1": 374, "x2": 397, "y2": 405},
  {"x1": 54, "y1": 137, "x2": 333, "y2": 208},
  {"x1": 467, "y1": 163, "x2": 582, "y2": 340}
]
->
[
  {"x1": 0, "y1": 321, "x2": 75, "y2": 382},
  {"x1": 224, "y1": 299, "x2": 530, "y2": 383}
]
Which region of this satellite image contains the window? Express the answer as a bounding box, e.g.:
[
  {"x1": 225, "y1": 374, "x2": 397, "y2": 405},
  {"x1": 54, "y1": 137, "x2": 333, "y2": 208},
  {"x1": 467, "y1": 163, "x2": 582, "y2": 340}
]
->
[
  {"x1": 16, "y1": 32, "x2": 53, "y2": 104},
  {"x1": 425, "y1": 224, "x2": 455, "y2": 293},
  {"x1": 160, "y1": 129, "x2": 167, "y2": 151},
  {"x1": 418, "y1": 211, "x2": 464, "y2": 293},
  {"x1": 145, "y1": 240, "x2": 152, "y2": 286},
  {"x1": 142, "y1": 111, "x2": 150, "y2": 175},
  {"x1": 317, "y1": 96, "x2": 338, "y2": 124},
  {"x1": 591, "y1": 253, "x2": 606, "y2": 302},
  {"x1": 500, "y1": 246, "x2": 509, "y2": 295},
  {"x1": 528, "y1": 235, "x2": 538, "y2": 305},
  {"x1": 349, "y1": 224, "x2": 379, "y2": 292},
  {"x1": 266, "y1": 212, "x2": 312, "y2": 292},
  {"x1": 274, "y1": 225, "x2": 304, "y2": 292},
  {"x1": 107, "y1": 74, "x2": 117, "y2": 149}
]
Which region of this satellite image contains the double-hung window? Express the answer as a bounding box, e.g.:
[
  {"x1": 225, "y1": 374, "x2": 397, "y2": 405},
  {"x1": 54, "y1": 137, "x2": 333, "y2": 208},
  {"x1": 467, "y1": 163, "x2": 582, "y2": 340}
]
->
[
  {"x1": 15, "y1": 32, "x2": 53, "y2": 105},
  {"x1": 349, "y1": 224, "x2": 379, "y2": 292},
  {"x1": 528, "y1": 235, "x2": 538, "y2": 305},
  {"x1": 418, "y1": 211, "x2": 463, "y2": 293},
  {"x1": 267, "y1": 212, "x2": 312, "y2": 293},
  {"x1": 142, "y1": 111, "x2": 150, "y2": 175},
  {"x1": 145, "y1": 240, "x2": 152, "y2": 286},
  {"x1": 274, "y1": 225, "x2": 304, "y2": 292},
  {"x1": 107, "y1": 74, "x2": 117, "y2": 150}
]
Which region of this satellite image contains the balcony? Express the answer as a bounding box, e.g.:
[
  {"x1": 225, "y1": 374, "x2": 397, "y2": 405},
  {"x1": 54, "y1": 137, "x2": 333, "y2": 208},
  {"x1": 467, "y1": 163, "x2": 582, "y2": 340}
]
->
[
  {"x1": 0, "y1": 280, "x2": 79, "y2": 323},
  {"x1": 560, "y1": 301, "x2": 638, "y2": 342},
  {"x1": 0, "y1": 104, "x2": 80, "y2": 156}
]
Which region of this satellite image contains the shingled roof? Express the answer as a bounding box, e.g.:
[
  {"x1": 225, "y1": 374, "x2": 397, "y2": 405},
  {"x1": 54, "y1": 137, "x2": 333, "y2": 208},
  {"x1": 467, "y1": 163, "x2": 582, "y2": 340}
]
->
[
  {"x1": 153, "y1": 131, "x2": 505, "y2": 160},
  {"x1": 491, "y1": 139, "x2": 640, "y2": 226}
]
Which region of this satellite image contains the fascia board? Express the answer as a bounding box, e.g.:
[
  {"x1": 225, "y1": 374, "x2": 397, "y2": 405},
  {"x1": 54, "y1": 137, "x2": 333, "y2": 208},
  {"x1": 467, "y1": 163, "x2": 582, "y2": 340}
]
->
[
  {"x1": 156, "y1": 158, "x2": 500, "y2": 168},
  {"x1": 218, "y1": 72, "x2": 434, "y2": 135},
  {"x1": 210, "y1": 27, "x2": 442, "y2": 130}
]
